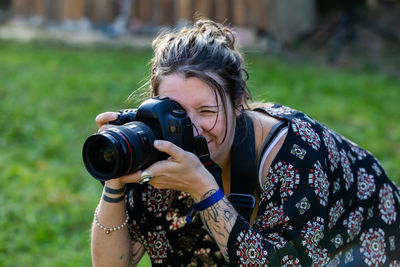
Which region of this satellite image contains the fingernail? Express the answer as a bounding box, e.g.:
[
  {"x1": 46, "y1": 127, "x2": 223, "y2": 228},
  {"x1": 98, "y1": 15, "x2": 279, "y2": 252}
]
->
[{"x1": 153, "y1": 140, "x2": 161, "y2": 147}]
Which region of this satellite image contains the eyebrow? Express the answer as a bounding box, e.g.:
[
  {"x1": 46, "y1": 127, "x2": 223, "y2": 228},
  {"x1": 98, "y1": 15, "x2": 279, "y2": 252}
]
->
[{"x1": 199, "y1": 105, "x2": 219, "y2": 109}]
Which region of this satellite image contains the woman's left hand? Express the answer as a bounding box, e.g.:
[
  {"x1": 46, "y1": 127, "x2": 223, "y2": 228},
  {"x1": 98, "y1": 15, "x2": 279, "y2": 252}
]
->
[{"x1": 119, "y1": 140, "x2": 219, "y2": 202}]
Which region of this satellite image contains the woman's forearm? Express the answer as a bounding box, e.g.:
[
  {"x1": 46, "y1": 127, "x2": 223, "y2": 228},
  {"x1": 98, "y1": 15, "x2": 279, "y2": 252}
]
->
[
  {"x1": 199, "y1": 190, "x2": 238, "y2": 261},
  {"x1": 91, "y1": 188, "x2": 144, "y2": 267}
]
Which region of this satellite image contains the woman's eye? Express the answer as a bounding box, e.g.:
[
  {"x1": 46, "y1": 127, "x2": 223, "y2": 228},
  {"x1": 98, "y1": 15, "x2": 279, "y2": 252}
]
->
[{"x1": 200, "y1": 110, "x2": 217, "y2": 115}]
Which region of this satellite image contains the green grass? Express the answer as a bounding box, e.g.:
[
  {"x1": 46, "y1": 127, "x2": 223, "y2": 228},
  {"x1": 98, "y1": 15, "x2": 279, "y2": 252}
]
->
[
  {"x1": 0, "y1": 41, "x2": 399, "y2": 266},
  {"x1": 246, "y1": 53, "x2": 400, "y2": 177}
]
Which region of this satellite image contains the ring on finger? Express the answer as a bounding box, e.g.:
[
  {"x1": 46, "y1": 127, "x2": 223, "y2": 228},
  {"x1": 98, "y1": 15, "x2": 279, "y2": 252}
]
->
[{"x1": 138, "y1": 170, "x2": 153, "y2": 184}]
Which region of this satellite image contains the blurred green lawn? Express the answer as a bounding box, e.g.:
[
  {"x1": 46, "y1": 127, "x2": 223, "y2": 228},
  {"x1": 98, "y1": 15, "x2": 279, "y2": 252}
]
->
[{"x1": 0, "y1": 41, "x2": 399, "y2": 266}]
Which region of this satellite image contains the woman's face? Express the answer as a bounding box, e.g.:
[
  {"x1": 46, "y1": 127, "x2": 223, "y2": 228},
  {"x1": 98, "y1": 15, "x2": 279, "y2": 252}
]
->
[{"x1": 157, "y1": 74, "x2": 237, "y2": 166}]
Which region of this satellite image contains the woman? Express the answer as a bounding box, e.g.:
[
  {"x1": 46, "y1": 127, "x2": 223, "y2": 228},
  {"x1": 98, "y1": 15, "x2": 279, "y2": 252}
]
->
[{"x1": 91, "y1": 19, "x2": 400, "y2": 266}]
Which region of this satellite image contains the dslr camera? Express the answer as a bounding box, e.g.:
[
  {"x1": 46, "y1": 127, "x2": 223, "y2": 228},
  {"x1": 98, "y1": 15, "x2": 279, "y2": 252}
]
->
[{"x1": 82, "y1": 97, "x2": 194, "y2": 181}]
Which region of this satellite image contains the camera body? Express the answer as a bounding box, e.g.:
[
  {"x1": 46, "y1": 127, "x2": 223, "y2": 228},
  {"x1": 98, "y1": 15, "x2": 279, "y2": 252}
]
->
[
  {"x1": 133, "y1": 96, "x2": 193, "y2": 149},
  {"x1": 82, "y1": 97, "x2": 193, "y2": 181}
]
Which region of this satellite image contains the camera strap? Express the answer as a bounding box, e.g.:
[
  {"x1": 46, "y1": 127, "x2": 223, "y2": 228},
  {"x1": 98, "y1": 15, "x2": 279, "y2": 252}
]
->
[
  {"x1": 229, "y1": 111, "x2": 288, "y2": 221},
  {"x1": 191, "y1": 128, "x2": 256, "y2": 222},
  {"x1": 228, "y1": 113, "x2": 257, "y2": 221},
  {"x1": 192, "y1": 112, "x2": 287, "y2": 222},
  {"x1": 192, "y1": 113, "x2": 259, "y2": 221}
]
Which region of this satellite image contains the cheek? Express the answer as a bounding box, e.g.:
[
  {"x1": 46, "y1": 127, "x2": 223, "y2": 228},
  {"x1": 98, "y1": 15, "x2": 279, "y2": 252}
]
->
[
  {"x1": 208, "y1": 114, "x2": 227, "y2": 140},
  {"x1": 221, "y1": 113, "x2": 236, "y2": 141},
  {"x1": 190, "y1": 114, "x2": 218, "y2": 133}
]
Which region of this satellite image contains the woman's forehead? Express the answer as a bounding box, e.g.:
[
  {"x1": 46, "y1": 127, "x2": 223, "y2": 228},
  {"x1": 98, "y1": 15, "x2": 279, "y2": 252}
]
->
[{"x1": 158, "y1": 74, "x2": 222, "y2": 106}]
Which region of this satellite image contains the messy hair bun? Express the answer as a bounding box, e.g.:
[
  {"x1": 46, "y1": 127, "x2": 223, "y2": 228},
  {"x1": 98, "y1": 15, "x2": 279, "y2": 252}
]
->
[{"x1": 150, "y1": 19, "x2": 251, "y2": 112}]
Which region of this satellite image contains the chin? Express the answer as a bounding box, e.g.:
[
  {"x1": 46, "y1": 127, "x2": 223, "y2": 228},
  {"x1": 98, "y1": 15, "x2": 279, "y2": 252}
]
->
[
  {"x1": 210, "y1": 151, "x2": 223, "y2": 165},
  {"x1": 206, "y1": 141, "x2": 214, "y2": 152}
]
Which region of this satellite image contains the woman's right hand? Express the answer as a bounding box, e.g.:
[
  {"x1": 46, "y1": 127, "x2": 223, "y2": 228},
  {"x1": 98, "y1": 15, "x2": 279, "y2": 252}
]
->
[{"x1": 95, "y1": 111, "x2": 126, "y2": 188}]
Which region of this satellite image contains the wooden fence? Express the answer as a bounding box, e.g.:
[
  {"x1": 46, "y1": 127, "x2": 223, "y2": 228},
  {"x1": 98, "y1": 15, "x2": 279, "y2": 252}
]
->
[{"x1": 11, "y1": 0, "x2": 268, "y2": 30}]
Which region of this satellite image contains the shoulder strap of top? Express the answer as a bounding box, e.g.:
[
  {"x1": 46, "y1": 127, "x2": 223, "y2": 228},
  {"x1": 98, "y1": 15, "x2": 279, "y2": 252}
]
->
[{"x1": 256, "y1": 120, "x2": 288, "y2": 189}]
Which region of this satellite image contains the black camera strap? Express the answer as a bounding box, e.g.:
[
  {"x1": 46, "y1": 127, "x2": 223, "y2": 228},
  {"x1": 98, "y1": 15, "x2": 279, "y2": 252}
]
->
[
  {"x1": 228, "y1": 113, "x2": 257, "y2": 221},
  {"x1": 229, "y1": 112, "x2": 288, "y2": 221},
  {"x1": 191, "y1": 130, "x2": 256, "y2": 222},
  {"x1": 193, "y1": 112, "x2": 287, "y2": 222}
]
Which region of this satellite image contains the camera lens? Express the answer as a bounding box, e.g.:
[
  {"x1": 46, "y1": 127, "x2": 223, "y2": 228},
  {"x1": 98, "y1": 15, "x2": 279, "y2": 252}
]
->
[
  {"x1": 91, "y1": 139, "x2": 117, "y2": 174},
  {"x1": 101, "y1": 146, "x2": 115, "y2": 163},
  {"x1": 82, "y1": 122, "x2": 159, "y2": 181}
]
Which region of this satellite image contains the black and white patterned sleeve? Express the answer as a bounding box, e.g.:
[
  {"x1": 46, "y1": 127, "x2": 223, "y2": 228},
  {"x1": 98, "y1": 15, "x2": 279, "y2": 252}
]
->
[
  {"x1": 227, "y1": 106, "x2": 400, "y2": 266},
  {"x1": 226, "y1": 111, "x2": 334, "y2": 266}
]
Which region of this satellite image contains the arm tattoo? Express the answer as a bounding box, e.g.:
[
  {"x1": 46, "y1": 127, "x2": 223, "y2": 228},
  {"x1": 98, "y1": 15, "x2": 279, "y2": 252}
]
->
[
  {"x1": 127, "y1": 241, "x2": 145, "y2": 267},
  {"x1": 199, "y1": 189, "x2": 238, "y2": 261}
]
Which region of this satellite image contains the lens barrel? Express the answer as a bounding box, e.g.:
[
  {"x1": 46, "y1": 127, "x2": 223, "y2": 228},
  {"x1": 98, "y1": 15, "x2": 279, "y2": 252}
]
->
[{"x1": 82, "y1": 121, "x2": 158, "y2": 181}]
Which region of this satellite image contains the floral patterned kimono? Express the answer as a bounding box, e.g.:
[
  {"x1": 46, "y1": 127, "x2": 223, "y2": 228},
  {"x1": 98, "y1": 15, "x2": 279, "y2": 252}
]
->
[{"x1": 125, "y1": 104, "x2": 400, "y2": 266}]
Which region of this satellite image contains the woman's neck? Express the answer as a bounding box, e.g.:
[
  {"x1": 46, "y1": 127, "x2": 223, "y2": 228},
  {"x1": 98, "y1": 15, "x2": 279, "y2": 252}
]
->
[
  {"x1": 221, "y1": 159, "x2": 231, "y2": 196},
  {"x1": 215, "y1": 150, "x2": 232, "y2": 196}
]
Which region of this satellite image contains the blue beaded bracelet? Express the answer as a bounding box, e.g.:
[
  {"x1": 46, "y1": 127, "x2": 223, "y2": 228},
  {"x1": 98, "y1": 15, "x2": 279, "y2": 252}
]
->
[{"x1": 186, "y1": 188, "x2": 224, "y2": 223}]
